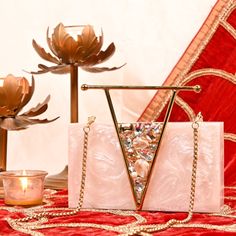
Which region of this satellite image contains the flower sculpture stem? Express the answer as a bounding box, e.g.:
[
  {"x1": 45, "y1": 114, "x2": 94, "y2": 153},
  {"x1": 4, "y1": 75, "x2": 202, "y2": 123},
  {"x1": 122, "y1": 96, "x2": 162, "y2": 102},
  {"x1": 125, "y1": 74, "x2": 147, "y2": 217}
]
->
[
  {"x1": 43, "y1": 66, "x2": 79, "y2": 189},
  {"x1": 0, "y1": 128, "x2": 7, "y2": 172},
  {"x1": 32, "y1": 23, "x2": 125, "y2": 189},
  {"x1": 70, "y1": 65, "x2": 78, "y2": 123}
]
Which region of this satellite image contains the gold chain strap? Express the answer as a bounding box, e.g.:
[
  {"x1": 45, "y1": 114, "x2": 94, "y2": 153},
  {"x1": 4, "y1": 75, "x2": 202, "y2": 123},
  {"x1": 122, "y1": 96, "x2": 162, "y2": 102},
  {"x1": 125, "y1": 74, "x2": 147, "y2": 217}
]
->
[
  {"x1": 7, "y1": 115, "x2": 200, "y2": 235},
  {"x1": 122, "y1": 114, "x2": 200, "y2": 235}
]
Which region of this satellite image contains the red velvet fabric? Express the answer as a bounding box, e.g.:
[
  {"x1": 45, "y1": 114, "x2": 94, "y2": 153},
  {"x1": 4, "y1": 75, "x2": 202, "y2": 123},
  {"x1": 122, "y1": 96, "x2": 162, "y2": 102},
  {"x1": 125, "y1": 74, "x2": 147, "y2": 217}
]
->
[{"x1": 1, "y1": 189, "x2": 236, "y2": 235}]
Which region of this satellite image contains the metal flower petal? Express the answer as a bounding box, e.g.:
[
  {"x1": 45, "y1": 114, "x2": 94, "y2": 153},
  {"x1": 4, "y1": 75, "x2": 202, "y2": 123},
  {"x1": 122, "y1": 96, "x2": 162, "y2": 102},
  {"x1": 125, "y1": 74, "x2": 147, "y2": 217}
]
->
[
  {"x1": 32, "y1": 39, "x2": 61, "y2": 64},
  {"x1": 0, "y1": 106, "x2": 13, "y2": 117},
  {"x1": 31, "y1": 64, "x2": 70, "y2": 74},
  {"x1": 0, "y1": 75, "x2": 33, "y2": 116},
  {"x1": 82, "y1": 63, "x2": 126, "y2": 73},
  {"x1": 0, "y1": 75, "x2": 58, "y2": 130},
  {"x1": 21, "y1": 95, "x2": 50, "y2": 117},
  {"x1": 0, "y1": 117, "x2": 27, "y2": 130},
  {"x1": 32, "y1": 22, "x2": 125, "y2": 74},
  {"x1": 0, "y1": 116, "x2": 58, "y2": 131}
]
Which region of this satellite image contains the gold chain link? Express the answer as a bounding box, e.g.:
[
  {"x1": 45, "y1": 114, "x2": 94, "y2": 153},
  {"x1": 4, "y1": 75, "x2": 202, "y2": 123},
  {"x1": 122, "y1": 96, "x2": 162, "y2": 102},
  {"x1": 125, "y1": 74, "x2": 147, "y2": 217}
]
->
[
  {"x1": 7, "y1": 115, "x2": 200, "y2": 235},
  {"x1": 121, "y1": 117, "x2": 200, "y2": 235}
]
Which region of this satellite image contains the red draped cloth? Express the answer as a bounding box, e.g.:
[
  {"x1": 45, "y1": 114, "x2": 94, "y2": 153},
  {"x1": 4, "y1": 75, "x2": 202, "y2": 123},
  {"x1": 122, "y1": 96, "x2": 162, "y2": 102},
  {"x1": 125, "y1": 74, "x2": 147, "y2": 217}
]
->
[
  {"x1": 1, "y1": 0, "x2": 236, "y2": 235},
  {"x1": 139, "y1": 0, "x2": 236, "y2": 188}
]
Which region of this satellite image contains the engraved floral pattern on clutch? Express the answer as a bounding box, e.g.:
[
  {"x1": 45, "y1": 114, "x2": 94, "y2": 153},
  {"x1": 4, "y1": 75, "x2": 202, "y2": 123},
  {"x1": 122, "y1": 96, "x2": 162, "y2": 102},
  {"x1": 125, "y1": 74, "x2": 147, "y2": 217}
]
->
[{"x1": 118, "y1": 123, "x2": 163, "y2": 204}]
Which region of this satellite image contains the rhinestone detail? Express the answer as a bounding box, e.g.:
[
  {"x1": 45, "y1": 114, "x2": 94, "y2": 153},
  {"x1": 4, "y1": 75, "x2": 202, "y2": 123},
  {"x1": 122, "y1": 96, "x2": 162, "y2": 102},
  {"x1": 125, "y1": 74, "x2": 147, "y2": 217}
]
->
[{"x1": 119, "y1": 122, "x2": 163, "y2": 204}]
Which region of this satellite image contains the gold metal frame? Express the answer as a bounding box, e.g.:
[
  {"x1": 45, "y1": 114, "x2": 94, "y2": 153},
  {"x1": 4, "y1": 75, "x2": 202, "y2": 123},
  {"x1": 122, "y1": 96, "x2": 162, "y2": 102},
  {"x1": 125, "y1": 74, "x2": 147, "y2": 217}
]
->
[{"x1": 81, "y1": 84, "x2": 200, "y2": 210}]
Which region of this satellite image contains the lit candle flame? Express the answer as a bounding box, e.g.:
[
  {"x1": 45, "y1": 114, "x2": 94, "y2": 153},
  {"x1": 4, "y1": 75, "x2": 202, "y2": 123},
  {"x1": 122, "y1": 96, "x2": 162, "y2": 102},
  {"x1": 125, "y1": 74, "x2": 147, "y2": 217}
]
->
[{"x1": 20, "y1": 170, "x2": 28, "y2": 192}]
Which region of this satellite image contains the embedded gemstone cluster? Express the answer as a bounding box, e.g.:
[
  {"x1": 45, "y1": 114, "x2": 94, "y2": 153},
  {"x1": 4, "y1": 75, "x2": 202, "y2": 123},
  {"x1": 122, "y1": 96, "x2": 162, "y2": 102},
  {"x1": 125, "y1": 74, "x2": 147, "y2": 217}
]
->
[{"x1": 118, "y1": 122, "x2": 163, "y2": 204}]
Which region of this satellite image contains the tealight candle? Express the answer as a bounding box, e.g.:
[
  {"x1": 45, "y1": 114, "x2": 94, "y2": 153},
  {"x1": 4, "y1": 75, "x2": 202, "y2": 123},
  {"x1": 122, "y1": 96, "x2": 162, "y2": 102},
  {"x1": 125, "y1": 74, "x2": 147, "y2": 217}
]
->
[{"x1": 0, "y1": 170, "x2": 47, "y2": 206}]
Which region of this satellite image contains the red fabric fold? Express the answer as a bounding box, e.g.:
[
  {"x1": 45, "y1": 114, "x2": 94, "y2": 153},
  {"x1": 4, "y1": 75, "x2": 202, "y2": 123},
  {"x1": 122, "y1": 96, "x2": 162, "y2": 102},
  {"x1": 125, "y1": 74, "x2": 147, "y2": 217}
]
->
[{"x1": 139, "y1": 1, "x2": 236, "y2": 186}]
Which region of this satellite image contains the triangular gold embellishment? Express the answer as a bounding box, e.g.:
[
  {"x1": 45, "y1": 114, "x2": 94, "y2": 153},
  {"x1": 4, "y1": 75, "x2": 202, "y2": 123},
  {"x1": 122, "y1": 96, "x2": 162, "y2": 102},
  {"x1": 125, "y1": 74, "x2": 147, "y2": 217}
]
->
[
  {"x1": 118, "y1": 122, "x2": 163, "y2": 208},
  {"x1": 82, "y1": 84, "x2": 198, "y2": 210}
]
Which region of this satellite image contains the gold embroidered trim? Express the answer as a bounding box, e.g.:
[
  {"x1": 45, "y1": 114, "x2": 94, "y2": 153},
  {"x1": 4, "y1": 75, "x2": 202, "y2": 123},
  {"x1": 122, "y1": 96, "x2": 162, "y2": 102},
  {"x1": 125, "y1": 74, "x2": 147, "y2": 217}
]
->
[
  {"x1": 141, "y1": 68, "x2": 236, "y2": 122},
  {"x1": 164, "y1": 0, "x2": 234, "y2": 87},
  {"x1": 173, "y1": 69, "x2": 236, "y2": 136},
  {"x1": 220, "y1": 19, "x2": 236, "y2": 39},
  {"x1": 225, "y1": 186, "x2": 236, "y2": 189},
  {"x1": 175, "y1": 96, "x2": 196, "y2": 121},
  {"x1": 182, "y1": 68, "x2": 236, "y2": 85},
  {"x1": 225, "y1": 196, "x2": 236, "y2": 200},
  {"x1": 224, "y1": 133, "x2": 236, "y2": 142},
  {"x1": 220, "y1": 1, "x2": 236, "y2": 21},
  {"x1": 139, "y1": 0, "x2": 236, "y2": 121}
]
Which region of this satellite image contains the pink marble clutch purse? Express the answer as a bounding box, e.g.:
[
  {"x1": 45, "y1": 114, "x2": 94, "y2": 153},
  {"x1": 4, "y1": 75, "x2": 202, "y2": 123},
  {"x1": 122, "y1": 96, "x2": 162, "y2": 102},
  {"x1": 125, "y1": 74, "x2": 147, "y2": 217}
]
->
[{"x1": 68, "y1": 122, "x2": 224, "y2": 213}]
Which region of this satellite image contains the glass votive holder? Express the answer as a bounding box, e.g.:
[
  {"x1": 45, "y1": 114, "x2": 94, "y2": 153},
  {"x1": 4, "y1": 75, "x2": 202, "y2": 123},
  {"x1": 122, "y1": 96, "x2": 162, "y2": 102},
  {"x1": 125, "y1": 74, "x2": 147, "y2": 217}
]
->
[{"x1": 0, "y1": 170, "x2": 48, "y2": 206}]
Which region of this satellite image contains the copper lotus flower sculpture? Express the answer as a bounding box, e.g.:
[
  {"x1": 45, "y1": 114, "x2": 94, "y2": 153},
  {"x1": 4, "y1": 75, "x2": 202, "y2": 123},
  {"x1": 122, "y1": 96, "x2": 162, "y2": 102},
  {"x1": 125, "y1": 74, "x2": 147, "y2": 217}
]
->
[
  {"x1": 0, "y1": 74, "x2": 58, "y2": 130},
  {"x1": 32, "y1": 23, "x2": 124, "y2": 74}
]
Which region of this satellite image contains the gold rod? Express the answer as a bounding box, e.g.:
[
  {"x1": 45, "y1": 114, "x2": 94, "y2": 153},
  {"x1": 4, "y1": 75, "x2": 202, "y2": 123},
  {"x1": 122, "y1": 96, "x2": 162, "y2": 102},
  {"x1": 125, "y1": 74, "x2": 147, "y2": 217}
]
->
[
  {"x1": 138, "y1": 90, "x2": 177, "y2": 210},
  {"x1": 104, "y1": 89, "x2": 138, "y2": 207},
  {"x1": 0, "y1": 128, "x2": 7, "y2": 171},
  {"x1": 65, "y1": 25, "x2": 87, "y2": 28},
  {"x1": 81, "y1": 84, "x2": 201, "y2": 92},
  {"x1": 70, "y1": 65, "x2": 79, "y2": 123}
]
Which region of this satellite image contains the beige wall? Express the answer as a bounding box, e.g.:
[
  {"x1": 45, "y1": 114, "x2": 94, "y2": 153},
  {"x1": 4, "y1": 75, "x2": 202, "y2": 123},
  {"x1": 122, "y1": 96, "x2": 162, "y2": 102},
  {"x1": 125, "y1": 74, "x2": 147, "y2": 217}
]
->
[{"x1": 0, "y1": 0, "x2": 216, "y2": 174}]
